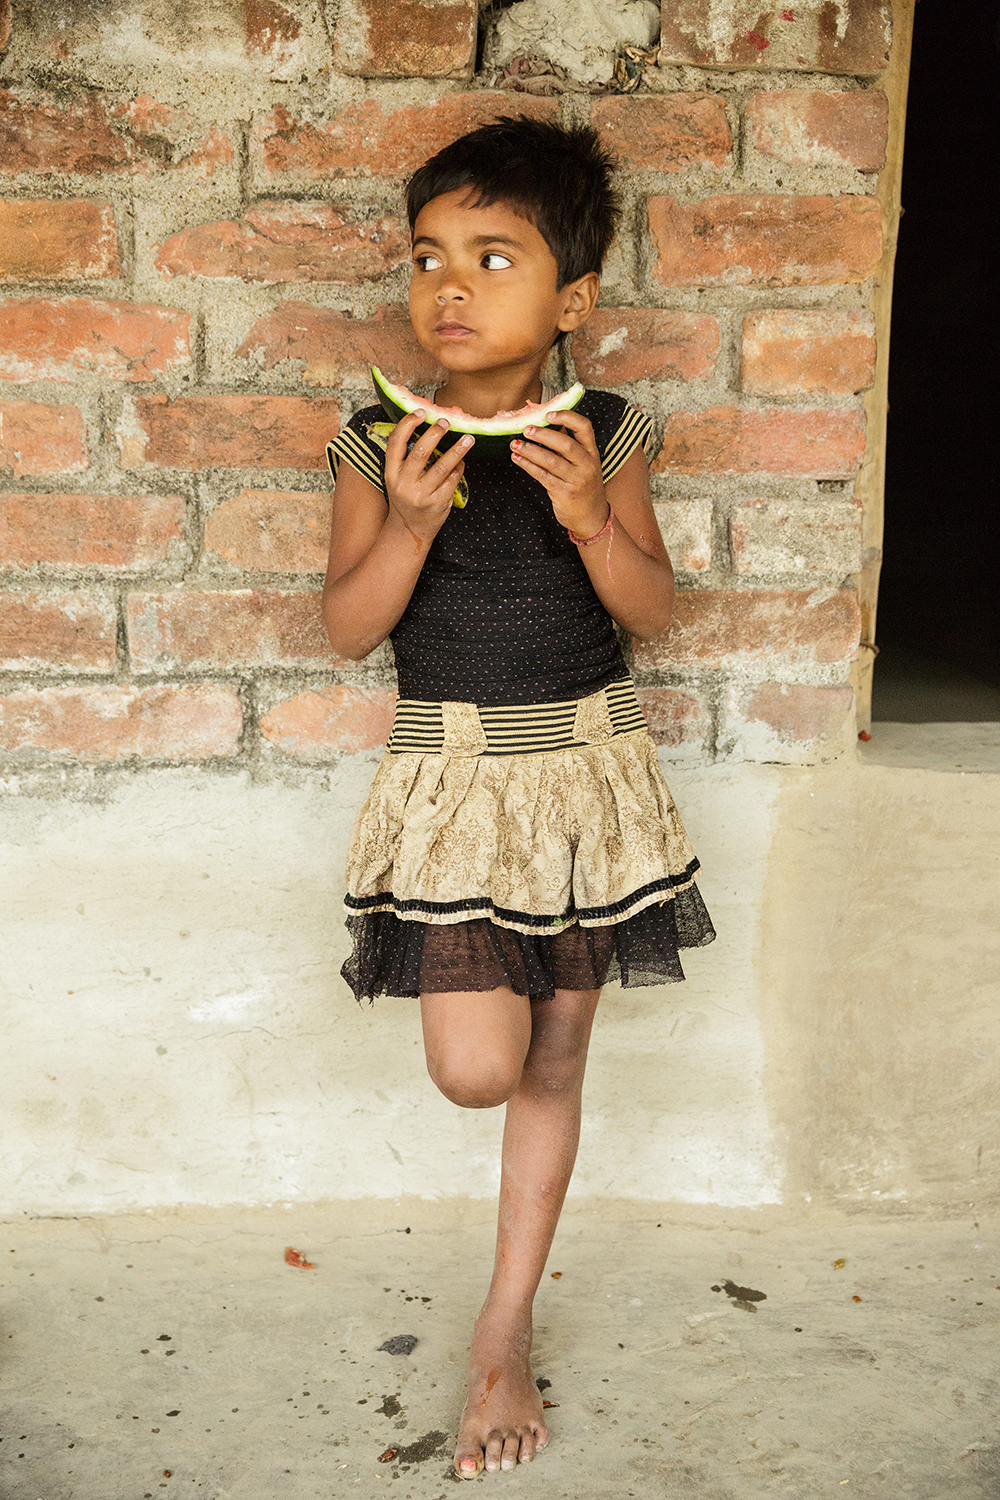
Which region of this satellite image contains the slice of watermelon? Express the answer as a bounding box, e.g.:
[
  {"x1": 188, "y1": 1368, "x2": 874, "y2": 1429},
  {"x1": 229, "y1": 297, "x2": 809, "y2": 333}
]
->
[{"x1": 372, "y1": 366, "x2": 585, "y2": 459}]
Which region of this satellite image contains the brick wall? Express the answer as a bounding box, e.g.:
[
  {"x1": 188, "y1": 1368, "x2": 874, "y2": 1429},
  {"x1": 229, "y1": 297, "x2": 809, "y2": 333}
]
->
[{"x1": 0, "y1": 0, "x2": 896, "y2": 774}]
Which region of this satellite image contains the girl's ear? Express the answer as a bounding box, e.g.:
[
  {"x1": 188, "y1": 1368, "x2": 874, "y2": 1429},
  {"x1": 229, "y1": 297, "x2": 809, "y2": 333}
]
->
[{"x1": 557, "y1": 271, "x2": 600, "y2": 332}]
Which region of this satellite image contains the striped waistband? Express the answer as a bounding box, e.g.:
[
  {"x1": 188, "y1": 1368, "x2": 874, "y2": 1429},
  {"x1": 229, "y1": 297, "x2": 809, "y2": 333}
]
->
[{"x1": 388, "y1": 678, "x2": 647, "y2": 757}]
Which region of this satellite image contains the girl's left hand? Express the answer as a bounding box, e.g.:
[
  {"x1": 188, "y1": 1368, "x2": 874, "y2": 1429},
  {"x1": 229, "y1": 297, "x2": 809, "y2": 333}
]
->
[{"x1": 511, "y1": 410, "x2": 609, "y2": 538}]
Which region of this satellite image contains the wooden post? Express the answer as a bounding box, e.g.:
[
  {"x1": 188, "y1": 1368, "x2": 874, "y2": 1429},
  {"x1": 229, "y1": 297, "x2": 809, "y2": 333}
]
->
[{"x1": 851, "y1": 0, "x2": 916, "y2": 732}]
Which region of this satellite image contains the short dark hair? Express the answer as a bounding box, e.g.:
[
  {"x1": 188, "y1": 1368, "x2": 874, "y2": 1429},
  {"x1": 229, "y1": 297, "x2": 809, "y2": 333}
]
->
[{"x1": 406, "y1": 116, "x2": 620, "y2": 289}]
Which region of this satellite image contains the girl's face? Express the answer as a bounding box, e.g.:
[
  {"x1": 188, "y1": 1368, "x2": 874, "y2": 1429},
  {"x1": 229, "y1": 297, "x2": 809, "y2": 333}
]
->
[{"x1": 408, "y1": 189, "x2": 595, "y2": 384}]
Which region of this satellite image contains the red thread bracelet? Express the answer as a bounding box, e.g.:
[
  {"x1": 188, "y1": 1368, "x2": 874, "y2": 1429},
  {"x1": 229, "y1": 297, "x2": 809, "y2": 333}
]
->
[
  {"x1": 566, "y1": 510, "x2": 614, "y2": 579},
  {"x1": 567, "y1": 507, "x2": 614, "y2": 546}
]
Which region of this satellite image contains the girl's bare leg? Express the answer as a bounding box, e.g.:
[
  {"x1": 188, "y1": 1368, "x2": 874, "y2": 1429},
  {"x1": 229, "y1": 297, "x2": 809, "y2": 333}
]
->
[{"x1": 420, "y1": 985, "x2": 602, "y2": 1477}]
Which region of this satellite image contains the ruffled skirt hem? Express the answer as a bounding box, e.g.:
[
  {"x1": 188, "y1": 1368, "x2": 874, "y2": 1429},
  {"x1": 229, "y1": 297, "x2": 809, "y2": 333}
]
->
[{"x1": 342, "y1": 883, "x2": 717, "y2": 1003}]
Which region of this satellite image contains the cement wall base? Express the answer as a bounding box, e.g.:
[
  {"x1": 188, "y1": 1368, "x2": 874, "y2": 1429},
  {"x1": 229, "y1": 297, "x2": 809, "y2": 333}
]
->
[{"x1": 1, "y1": 732, "x2": 998, "y2": 1215}]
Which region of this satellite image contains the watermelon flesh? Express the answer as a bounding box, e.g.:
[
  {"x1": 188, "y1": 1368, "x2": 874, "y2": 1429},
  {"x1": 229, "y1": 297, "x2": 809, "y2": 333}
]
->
[{"x1": 372, "y1": 366, "x2": 585, "y2": 459}]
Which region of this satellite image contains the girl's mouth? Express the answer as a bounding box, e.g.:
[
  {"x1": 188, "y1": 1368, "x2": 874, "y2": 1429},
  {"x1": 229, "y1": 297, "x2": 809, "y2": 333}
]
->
[{"x1": 435, "y1": 321, "x2": 474, "y2": 339}]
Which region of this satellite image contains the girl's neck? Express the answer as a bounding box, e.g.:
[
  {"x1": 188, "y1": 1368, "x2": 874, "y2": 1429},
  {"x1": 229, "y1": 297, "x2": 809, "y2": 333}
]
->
[{"x1": 434, "y1": 368, "x2": 547, "y2": 419}]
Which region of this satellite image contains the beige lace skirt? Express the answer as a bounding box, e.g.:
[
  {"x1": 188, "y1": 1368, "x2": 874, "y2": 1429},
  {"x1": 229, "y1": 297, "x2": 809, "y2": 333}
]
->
[{"x1": 344, "y1": 685, "x2": 702, "y2": 936}]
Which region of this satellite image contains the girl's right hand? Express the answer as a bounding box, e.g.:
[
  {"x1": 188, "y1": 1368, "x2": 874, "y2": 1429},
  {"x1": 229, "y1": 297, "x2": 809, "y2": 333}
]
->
[{"x1": 383, "y1": 411, "x2": 474, "y2": 542}]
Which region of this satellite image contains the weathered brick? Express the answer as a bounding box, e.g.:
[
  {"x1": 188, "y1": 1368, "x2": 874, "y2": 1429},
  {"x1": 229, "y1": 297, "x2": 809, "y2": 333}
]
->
[
  {"x1": 204, "y1": 489, "x2": 331, "y2": 573},
  {"x1": 741, "y1": 310, "x2": 876, "y2": 397},
  {"x1": 730, "y1": 499, "x2": 862, "y2": 577},
  {"x1": 0, "y1": 401, "x2": 88, "y2": 477},
  {"x1": 747, "y1": 89, "x2": 888, "y2": 172},
  {"x1": 0, "y1": 200, "x2": 119, "y2": 283},
  {"x1": 0, "y1": 590, "x2": 117, "y2": 672},
  {"x1": 118, "y1": 395, "x2": 339, "y2": 471},
  {"x1": 658, "y1": 2, "x2": 891, "y2": 75},
  {"x1": 648, "y1": 195, "x2": 882, "y2": 287},
  {"x1": 635, "y1": 686, "x2": 712, "y2": 752},
  {"x1": 244, "y1": 0, "x2": 302, "y2": 61},
  {"x1": 0, "y1": 493, "x2": 184, "y2": 571},
  {"x1": 573, "y1": 309, "x2": 717, "y2": 385},
  {"x1": 333, "y1": 0, "x2": 476, "y2": 79},
  {"x1": 0, "y1": 88, "x2": 232, "y2": 178},
  {"x1": 260, "y1": 95, "x2": 558, "y2": 180},
  {"x1": 0, "y1": 297, "x2": 191, "y2": 383},
  {"x1": 26, "y1": 0, "x2": 313, "y2": 76},
  {"x1": 724, "y1": 682, "x2": 856, "y2": 764},
  {"x1": 653, "y1": 497, "x2": 713, "y2": 574},
  {"x1": 652, "y1": 407, "x2": 865, "y2": 478},
  {"x1": 238, "y1": 302, "x2": 438, "y2": 389},
  {"x1": 635, "y1": 587, "x2": 861, "y2": 671},
  {"x1": 155, "y1": 201, "x2": 407, "y2": 284},
  {"x1": 593, "y1": 94, "x2": 731, "y2": 172},
  {"x1": 127, "y1": 589, "x2": 341, "y2": 672},
  {"x1": 0, "y1": 684, "x2": 242, "y2": 761},
  {"x1": 261, "y1": 684, "x2": 396, "y2": 756}
]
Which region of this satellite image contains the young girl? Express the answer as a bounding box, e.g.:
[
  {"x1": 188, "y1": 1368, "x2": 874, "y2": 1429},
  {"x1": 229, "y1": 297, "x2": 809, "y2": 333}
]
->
[{"x1": 323, "y1": 117, "x2": 715, "y2": 1480}]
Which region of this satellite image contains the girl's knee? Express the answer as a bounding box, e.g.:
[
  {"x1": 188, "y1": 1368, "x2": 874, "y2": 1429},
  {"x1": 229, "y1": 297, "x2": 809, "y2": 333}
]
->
[{"x1": 427, "y1": 1056, "x2": 520, "y2": 1110}]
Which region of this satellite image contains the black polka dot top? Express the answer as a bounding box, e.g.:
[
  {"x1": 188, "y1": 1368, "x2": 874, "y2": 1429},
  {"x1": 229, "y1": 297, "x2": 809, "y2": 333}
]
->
[{"x1": 327, "y1": 389, "x2": 653, "y2": 708}]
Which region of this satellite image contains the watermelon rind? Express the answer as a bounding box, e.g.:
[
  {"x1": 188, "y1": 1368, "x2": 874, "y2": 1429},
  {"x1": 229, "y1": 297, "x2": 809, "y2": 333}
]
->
[{"x1": 371, "y1": 366, "x2": 585, "y2": 459}]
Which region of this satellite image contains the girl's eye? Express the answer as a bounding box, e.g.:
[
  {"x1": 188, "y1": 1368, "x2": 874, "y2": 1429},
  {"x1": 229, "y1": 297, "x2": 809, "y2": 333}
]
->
[
  {"x1": 482, "y1": 253, "x2": 512, "y2": 270},
  {"x1": 415, "y1": 253, "x2": 442, "y2": 271}
]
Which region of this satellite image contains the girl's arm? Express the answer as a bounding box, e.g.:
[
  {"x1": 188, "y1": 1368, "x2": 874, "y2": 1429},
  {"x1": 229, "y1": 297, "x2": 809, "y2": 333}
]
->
[
  {"x1": 322, "y1": 412, "x2": 473, "y2": 660},
  {"x1": 511, "y1": 413, "x2": 674, "y2": 640}
]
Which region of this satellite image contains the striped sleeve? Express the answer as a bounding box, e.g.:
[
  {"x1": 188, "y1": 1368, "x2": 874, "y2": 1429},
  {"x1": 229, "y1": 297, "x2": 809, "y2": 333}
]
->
[
  {"x1": 326, "y1": 412, "x2": 387, "y2": 495},
  {"x1": 600, "y1": 403, "x2": 655, "y2": 484}
]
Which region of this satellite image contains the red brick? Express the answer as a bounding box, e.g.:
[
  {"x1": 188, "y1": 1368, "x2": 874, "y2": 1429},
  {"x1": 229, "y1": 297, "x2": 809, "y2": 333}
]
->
[
  {"x1": 593, "y1": 94, "x2": 731, "y2": 172},
  {"x1": 573, "y1": 309, "x2": 717, "y2": 385},
  {"x1": 0, "y1": 200, "x2": 119, "y2": 283},
  {"x1": 653, "y1": 497, "x2": 713, "y2": 574},
  {"x1": 0, "y1": 401, "x2": 88, "y2": 476},
  {"x1": 127, "y1": 590, "x2": 342, "y2": 672},
  {"x1": 727, "y1": 682, "x2": 856, "y2": 762},
  {"x1": 0, "y1": 590, "x2": 117, "y2": 672},
  {"x1": 729, "y1": 498, "x2": 862, "y2": 577},
  {"x1": 119, "y1": 395, "x2": 339, "y2": 471},
  {"x1": 260, "y1": 95, "x2": 558, "y2": 180},
  {"x1": 652, "y1": 407, "x2": 865, "y2": 478},
  {"x1": 0, "y1": 493, "x2": 184, "y2": 570},
  {"x1": 0, "y1": 684, "x2": 242, "y2": 761},
  {"x1": 244, "y1": 0, "x2": 301, "y2": 57},
  {"x1": 741, "y1": 310, "x2": 876, "y2": 397},
  {"x1": 658, "y1": 2, "x2": 891, "y2": 75},
  {"x1": 261, "y1": 684, "x2": 396, "y2": 756},
  {"x1": 635, "y1": 687, "x2": 711, "y2": 751},
  {"x1": 0, "y1": 297, "x2": 191, "y2": 383},
  {"x1": 238, "y1": 302, "x2": 438, "y2": 389},
  {"x1": 333, "y1": 0, "x2": 476, "y2": 79},
  {"x1": 635, "y1": 587, "x2": 861, "y2": 671},
  {"x1": 747, "y1": 90, "x2": 888, "y2": 172},
  {"x1": 0, "y1": 88, "x2": 232, "y2": 178},
  {"x1": 155, "y1": 201, "x2": 407, "y2": 284},
  {"x1": 204, "y1": 489, "x2": 331, "y2": 573},
  {"x1": 648, "y1": 194, "x2": 882, "y2": 288}
]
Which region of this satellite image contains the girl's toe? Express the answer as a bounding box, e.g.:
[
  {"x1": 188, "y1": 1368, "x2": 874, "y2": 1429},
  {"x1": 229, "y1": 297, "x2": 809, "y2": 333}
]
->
[
  {"x1": 500, "y1": 1432, "x2": 520, "y2": 1470},
  {"x1": 518, "y1": 1427, "x2": 537, "y2": 1463},
  {"x1": 484, "y1": 1430, "x2": 504, "y2": 1471},
  {"x1": 454, "y1": 1446, "x2": 483, "y2": 1479}
]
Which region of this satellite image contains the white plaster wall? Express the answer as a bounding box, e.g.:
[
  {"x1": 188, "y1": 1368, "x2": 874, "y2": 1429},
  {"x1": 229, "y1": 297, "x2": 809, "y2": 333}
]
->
[{"x1": 0, "y1": 756, "x2": 781, "y2": 1213}]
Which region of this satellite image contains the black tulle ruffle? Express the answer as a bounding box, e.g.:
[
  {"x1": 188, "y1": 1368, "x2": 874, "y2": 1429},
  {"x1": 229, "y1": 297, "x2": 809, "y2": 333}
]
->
[{"x1": 342, "y1": 885, "x2": 716, "y2": 1003}]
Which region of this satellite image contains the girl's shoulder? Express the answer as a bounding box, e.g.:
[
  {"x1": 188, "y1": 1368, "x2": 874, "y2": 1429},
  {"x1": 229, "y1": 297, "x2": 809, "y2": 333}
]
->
[{"x1": 578, "y1": 388, "x2": 655, "y2": 481}]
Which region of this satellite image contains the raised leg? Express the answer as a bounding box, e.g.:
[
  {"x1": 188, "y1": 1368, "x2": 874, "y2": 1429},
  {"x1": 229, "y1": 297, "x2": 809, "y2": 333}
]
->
[{"x1": 420, "y1": 984, "x2": 602, "y2": 1477}]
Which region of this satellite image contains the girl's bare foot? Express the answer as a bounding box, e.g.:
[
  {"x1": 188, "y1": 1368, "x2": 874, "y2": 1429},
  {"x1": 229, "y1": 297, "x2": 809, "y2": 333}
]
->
[{"x1": 453, "y1": 1307, "x2": 549, "y2": 1477}]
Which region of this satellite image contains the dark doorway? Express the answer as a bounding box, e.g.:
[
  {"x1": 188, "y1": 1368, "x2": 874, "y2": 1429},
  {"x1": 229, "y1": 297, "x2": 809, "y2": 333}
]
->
[{"x1": 872, "y1": 0, "x2": 1000, "y2": 722}]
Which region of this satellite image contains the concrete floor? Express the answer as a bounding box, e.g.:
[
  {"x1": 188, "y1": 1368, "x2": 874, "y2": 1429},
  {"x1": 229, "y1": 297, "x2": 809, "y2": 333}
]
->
[{"x1": 1, "y1": 1202, "x2": 997, "y2": 1500}]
